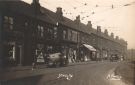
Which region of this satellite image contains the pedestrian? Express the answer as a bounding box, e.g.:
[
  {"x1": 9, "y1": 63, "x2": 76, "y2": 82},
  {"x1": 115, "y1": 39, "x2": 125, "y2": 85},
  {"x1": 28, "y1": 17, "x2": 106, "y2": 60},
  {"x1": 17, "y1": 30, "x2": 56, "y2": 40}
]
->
[
  {"x1": 32, "y1": 62, "x2": 36, "y2": 70},
  {"x1": 32, "y1": 55, "x2": 37, "y2": 70},
  {"x1": 45, "y1": 54, "x2": 50, "y2": 64}
]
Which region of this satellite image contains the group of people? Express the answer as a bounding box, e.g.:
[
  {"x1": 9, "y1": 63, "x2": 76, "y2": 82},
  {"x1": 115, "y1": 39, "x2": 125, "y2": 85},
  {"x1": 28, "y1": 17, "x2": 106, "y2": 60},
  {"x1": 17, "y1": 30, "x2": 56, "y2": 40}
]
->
[
  {"x1": 31, "y1": 51, "x2": 67, "y2": 70},
  {"x1": 31, "y1": 52, "x2": 50, "y2": 70}
]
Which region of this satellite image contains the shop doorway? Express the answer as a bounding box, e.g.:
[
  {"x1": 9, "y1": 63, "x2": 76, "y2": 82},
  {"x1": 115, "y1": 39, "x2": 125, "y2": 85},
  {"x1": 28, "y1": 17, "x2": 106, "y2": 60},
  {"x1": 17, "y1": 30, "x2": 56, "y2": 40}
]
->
[
  {"x1": 17, "y1": 45, "x2": 23, "y2": 66},
  {"x1": 8, "y1": 42, "x2": 23, "y2": 66}
]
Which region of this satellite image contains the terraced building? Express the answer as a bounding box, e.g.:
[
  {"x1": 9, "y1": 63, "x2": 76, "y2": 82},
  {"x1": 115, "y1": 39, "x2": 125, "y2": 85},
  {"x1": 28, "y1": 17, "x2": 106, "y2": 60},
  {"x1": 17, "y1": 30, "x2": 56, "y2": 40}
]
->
[{"x1": 0, "y1": 0, "x2": 127, "y2": 67}]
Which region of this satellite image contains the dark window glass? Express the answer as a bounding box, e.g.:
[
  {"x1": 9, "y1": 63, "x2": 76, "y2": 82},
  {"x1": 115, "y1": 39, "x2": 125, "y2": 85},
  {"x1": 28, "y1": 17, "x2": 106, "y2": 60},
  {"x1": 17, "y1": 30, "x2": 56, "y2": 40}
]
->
[
  {"x1": 37, "y1": 25, "x2": 44, "y2": 37},
  {"x1": 3, "y1": 16, "x2": 14, "y2": 30},
  {"x1": 47, "y1": 28, "x2": 53, "y2": 39},
  {"x1": 53, "y1": 27, "x2": 57, "y2": 38},
  {"x1": 63, "y1": 30, "x2": 67, "y2": 39},
  {"x1": 72, "y1": 31, "x2": 78, "y2": 42}
]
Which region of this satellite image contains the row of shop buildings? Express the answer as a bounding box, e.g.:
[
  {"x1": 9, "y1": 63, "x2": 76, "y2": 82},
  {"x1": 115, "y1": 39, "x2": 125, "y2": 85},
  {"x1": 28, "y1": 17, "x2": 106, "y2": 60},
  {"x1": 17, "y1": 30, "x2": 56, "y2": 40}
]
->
[{"x1": 0, "y1": 0, "x2": 127, "y2": 67}]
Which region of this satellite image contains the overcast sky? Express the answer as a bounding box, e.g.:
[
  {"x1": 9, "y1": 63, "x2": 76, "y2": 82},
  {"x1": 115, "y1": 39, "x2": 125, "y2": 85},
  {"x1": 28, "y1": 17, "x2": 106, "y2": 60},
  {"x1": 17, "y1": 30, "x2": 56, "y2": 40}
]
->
[{"x1": 22, "y1": 0, "x2": 135, "y2": 49}]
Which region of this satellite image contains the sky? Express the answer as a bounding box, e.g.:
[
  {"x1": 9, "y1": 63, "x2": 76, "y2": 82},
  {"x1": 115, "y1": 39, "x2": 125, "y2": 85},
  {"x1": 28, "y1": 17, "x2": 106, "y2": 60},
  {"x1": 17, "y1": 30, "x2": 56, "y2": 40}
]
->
[{"x1": 22, "y1": 0, "x2": 135, "y2": 49}]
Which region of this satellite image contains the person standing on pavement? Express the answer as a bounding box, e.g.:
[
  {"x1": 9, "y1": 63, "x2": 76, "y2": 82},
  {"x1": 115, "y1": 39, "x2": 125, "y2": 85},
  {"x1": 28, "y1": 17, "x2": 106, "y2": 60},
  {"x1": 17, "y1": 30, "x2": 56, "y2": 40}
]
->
[{"x1": 32, "y1": 50, "x2": 38, "y2": 70}]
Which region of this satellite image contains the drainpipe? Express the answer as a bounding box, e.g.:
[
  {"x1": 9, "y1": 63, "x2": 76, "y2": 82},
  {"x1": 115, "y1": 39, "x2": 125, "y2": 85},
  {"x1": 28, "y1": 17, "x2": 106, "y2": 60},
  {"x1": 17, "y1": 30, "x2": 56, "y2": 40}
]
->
[{"x1": 0, "y1": 11, "x2": 3, "y2": 68}]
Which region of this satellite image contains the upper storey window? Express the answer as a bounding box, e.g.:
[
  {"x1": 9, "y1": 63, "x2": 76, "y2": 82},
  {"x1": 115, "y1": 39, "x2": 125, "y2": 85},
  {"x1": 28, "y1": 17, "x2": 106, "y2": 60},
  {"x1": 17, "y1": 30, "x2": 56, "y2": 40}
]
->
[
  {"x1": 68, "y1": 30, "x2": 78, "y2": 42},
  {"x1": 53, "y1": 27, "x2": 57, "y2": 39},
  {"x1": 47, "y1": 28, "x2": 53, "y2": 39},
  {"x1": 3, "y1": 16, "x2": 14, "y2": 30},
  {"x1": 37, "y1": 25, "x2": 44, "y2": 37},
  {"x1": 63, "y1": 30, "x2": 67, "y2": 39}
]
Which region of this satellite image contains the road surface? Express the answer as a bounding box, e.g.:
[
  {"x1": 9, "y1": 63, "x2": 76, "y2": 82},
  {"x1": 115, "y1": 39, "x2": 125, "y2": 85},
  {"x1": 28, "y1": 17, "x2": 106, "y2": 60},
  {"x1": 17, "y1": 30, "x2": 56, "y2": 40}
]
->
[{"x1": 1, "y1": 61, "x2": 128, "y2": 85}]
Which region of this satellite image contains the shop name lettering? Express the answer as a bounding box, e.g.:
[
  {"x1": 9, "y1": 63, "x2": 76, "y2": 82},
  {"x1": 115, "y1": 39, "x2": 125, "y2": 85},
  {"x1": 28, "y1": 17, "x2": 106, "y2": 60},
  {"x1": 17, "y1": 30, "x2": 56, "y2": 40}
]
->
[{"x1": 57, "y1": 73, "x2": 73, "y2": 80}]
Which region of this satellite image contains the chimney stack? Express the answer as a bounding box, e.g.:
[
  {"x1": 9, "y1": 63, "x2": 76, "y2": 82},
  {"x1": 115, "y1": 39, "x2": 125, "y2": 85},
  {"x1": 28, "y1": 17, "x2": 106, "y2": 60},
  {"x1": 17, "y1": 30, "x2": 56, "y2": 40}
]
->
[
  {"x1": 33, "y1": 0, "x2": 39, "y2": 4},
  {"x1": 31, "y1": 0, "x2": 41, "y2": 13},
  {"x1": 116, "y1": 36, "x2": 119, "y2": 40},
  {"x1": 56, "y1": 7, "x2": 63, "y2": 20},
  {"x1": 104, "y1": 29, "x2": 108, "y2": 35},
  {"x1": 111, "y1": 33, "x2": 114, "y2": 38},
  {"x1": 74, "y1": 15, "x2": 80, "y2": 24},
  {"x1": 87, "y1": 21, "x2": 92, "y2": 28},
  {"x1": 97, "y1": 26, "x2": 101, "y2": 32}
]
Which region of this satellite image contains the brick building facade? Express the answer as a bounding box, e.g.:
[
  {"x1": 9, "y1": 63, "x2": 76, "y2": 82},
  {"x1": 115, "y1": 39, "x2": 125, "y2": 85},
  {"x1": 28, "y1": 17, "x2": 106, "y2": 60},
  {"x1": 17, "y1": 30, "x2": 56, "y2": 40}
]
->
[{"x1": 0, "y1": 0, "x2": 127, "y2": 67}]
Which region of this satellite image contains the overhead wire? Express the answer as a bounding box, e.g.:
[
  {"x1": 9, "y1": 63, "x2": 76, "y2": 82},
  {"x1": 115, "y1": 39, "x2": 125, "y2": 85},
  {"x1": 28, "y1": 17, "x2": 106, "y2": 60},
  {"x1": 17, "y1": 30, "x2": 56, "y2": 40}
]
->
[
  {"x1": 81, "y1": 0, "x2": 135, "y2": 23},
  {"x1": 39, "y1": 0, "x2": 135, "y2": 23}
]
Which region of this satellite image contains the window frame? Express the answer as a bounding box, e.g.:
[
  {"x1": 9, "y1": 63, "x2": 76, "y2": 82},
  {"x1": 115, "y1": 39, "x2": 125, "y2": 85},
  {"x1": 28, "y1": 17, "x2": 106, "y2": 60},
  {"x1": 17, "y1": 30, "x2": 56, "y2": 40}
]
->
[
  {"x1": 37, "y1": 25, "x2": 44, "y2": 37},
  {"x1": 3, "y1": 16, "x2": 14, "y2": 30},
  {"x1": 63, "y1": 29, "x2": 67, "y2": 40}
]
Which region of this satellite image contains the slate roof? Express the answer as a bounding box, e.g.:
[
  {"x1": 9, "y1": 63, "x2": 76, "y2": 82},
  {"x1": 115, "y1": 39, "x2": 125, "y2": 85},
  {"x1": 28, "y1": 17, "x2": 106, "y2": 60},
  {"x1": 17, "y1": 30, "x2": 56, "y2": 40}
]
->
[
  {"x1": 0, "y1": 0, "x2": 92, "y2": 34},
  {"x1": 0, "y1": 0, "x2": 127, "y2": 45},
  {"x1": 0, "y1": 1, "x2": 57, "y2": 24}
]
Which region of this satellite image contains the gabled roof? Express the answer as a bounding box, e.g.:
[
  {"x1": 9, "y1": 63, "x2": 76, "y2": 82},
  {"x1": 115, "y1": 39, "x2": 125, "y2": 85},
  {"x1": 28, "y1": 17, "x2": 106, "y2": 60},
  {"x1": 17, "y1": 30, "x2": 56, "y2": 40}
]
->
[
  {"x1": 0, "y1": 0, "x2": 92, "y2": 34},
  {"x1": 0, "y1": 1, "x2": 57, "y2": 24},
  {"x1": 0, "y1": 1, "x2": 127, "y2": 45}
]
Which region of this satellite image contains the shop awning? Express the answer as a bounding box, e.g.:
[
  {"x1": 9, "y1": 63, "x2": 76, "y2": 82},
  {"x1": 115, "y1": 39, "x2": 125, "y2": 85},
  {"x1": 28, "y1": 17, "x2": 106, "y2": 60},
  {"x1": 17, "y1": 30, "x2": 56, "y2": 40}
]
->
[{"x1": 83, "y1": 44, "x2": 96, "y2": 51}]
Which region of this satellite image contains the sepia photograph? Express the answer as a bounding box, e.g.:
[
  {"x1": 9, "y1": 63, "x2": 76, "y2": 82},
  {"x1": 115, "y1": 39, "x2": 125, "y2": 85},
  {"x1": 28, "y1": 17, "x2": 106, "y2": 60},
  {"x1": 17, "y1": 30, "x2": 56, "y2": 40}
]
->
[{"x1": 0, "y1": 0, "x2": 135, "y2": 85}]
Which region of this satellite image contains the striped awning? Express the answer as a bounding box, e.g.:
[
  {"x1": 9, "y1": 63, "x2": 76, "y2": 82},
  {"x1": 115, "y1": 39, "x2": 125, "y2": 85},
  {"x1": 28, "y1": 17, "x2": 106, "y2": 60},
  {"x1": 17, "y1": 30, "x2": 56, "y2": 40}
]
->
[{"x1": 83, "y1": 44, "x2": 96, "y2": 52}]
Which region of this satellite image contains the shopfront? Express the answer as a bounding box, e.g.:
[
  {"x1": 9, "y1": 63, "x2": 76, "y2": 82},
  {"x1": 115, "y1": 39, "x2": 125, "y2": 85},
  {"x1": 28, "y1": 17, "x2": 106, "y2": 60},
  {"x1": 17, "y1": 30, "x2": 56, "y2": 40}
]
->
[
  {"x1": 3, "y1": 41, "x2": 24, "y2": 66},
  {"x1": 79, "y1": 44, "x2": 96, "y2": 61}
]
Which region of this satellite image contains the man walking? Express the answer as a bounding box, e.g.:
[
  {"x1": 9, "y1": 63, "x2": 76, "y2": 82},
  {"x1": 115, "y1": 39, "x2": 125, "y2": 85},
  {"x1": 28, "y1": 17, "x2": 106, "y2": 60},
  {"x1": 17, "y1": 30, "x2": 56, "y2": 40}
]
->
[{"x1": 32, "y1": 54, "x2": 37, "y2": 70}]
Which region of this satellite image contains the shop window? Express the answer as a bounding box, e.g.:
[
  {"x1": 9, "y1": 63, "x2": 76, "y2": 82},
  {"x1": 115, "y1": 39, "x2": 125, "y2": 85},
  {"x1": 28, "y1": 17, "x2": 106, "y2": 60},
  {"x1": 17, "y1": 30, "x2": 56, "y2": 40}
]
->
[
  {"x1": 8, "y1": 42, "x2": 16, "y2": 60},
  {"x1": 3, "y1": 16, "x2": 14, "y2": 30}
]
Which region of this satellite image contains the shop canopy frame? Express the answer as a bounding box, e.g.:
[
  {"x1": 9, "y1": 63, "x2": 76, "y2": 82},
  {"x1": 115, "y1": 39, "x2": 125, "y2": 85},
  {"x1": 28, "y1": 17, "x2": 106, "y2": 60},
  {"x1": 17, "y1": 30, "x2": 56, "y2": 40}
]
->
[{"x1": 82, "y1": 44, "x2": 96, "y2": 52}]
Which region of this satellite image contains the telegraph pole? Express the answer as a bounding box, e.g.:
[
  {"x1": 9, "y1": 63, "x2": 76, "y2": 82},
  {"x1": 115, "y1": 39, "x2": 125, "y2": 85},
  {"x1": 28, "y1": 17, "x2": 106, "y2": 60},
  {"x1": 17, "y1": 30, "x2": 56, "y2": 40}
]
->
[
  {"x1": 0, "y1": 10, "x2": 3, "y2": 68},
  {"x1": 31, "y1": 0, "x2": 40, "y2": 67}
]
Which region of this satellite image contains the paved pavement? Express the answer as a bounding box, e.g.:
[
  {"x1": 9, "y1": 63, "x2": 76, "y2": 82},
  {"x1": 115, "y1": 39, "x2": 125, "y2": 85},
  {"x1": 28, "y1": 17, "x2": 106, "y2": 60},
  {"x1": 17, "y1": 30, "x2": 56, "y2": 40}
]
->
[
  {"x1": 0, "y1": 61, "x2": 96, "y2": 80},
  {"x1": 0, "y1": 61, "x2": 128, "y2": 85}
]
